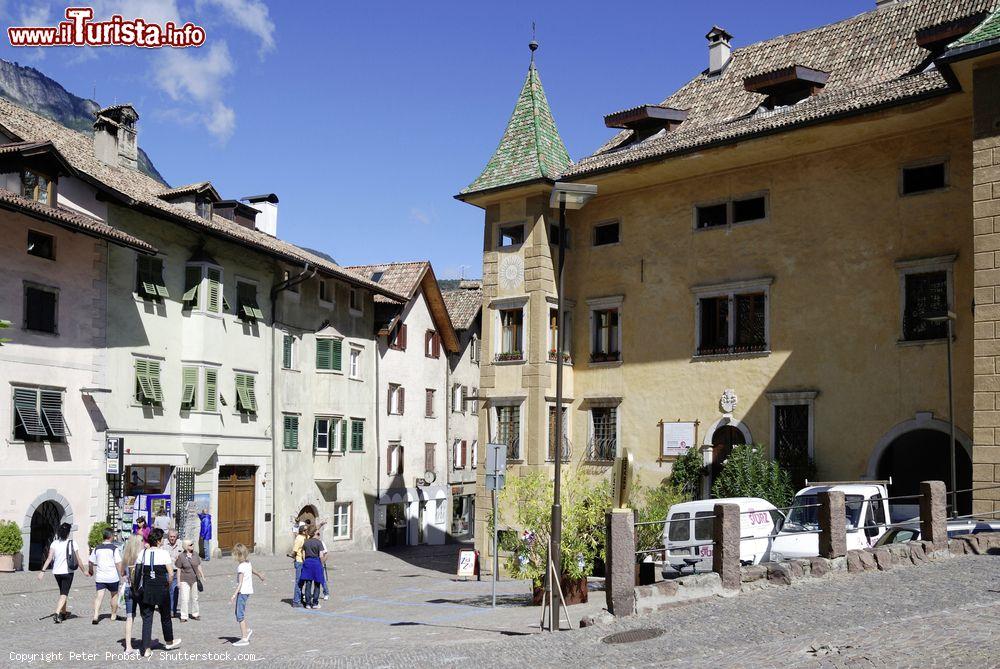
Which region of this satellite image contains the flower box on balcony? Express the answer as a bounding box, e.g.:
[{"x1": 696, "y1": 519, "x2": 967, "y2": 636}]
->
[
  {"x1": 495, "y1": 351, "x2": 523, "y2": 363},
  {"x1": 548, "y1": 349, "x2": 571, "y2": 363},
  {"x1": 589, "y1": 351, "x2": 620, "y2": 364}
]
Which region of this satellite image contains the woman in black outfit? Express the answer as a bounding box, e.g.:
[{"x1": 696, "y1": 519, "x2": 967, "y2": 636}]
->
[{"x1": 134, "y1": 528, "x2": 181, "y2": 656}]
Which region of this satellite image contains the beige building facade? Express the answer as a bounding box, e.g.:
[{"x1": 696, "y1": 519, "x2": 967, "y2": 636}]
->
[{"x1": 460, "y1": 0, "x2": 1000, "y2": 558}]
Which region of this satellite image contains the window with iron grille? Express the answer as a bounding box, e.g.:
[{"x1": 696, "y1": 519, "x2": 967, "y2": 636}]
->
[
  {"x1": 697, "y1": 290, "x2": 768, "y2": 356},
  {"x1": 903, "y1": 271, "x2": 948, "y2": 341},
  {"x1": 774, "y1": 404, "x2": 809, "y2": 465},
  {"x1": 497, "y1": 405, "x2": 520, "y2": 461},
  {"x1": 12, "y1": 387, "x2": 66, "y2": 442},
  {"x1": 547, "y1": 406, "x2": 569, "y2": 462},
  {"x1": 589, "y1": 407, "x2": 617, "y2": 461}
]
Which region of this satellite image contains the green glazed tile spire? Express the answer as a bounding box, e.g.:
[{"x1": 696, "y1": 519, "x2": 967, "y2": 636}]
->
[
  {"x1": 462, "y1": 52, "x2": 572, "y2": 195},
  {"x1": 949, "y1": 7, "x2": 1000, "y2": 48}
]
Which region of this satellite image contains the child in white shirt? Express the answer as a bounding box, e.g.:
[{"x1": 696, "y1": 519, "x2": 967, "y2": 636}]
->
[{"x1": 229, "y1": 543, "x2": 264, "y2": 646}]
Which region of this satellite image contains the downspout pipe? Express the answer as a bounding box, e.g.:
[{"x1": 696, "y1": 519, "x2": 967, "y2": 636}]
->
[{"x1": 269, "y1": 263, "x2": 316, "y2": 553}]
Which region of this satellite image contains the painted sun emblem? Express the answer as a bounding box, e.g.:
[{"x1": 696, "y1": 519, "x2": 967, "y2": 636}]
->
[{"x1": 499, "y1": 255, "x2": 524, "y2": 290}]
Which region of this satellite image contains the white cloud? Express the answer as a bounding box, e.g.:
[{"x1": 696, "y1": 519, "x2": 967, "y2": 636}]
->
[
  {"x1": 196, "y1": 0, "x2": 275, "y2": 54},
  {"x1": 89, "y1": 0, "x2": 181, "y2": 27},
  {"x1": 410, "y1": 207, "x2": 433, "y2": 226},
  {"x1": 153, "y1": 41, "x2": 236, "y2": 140},
  {"x1": 17, "y1": 5, "x2": 52, "y2": 26}
]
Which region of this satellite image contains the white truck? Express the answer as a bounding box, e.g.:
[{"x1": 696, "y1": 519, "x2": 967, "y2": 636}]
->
[{"x1": 769, "y1": 481, "x2": 892, "y2": 561}]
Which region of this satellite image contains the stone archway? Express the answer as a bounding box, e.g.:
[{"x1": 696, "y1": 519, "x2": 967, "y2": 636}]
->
[
  {"x1": 702, "y1": 418, "x2": 752, "y2": 495},
  {"x1": 22, "y1": 490, "x2": 74, "y2": 571},
  {"x1": 868, "y1": 414, "x2": 974, "y2": 516}
]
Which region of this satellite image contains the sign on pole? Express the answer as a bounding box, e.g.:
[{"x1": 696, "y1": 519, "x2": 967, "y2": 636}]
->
[
  {"x1": 485, "y1": 442, "x2": 507, "y2": 608},
  {"x1": 106, "y1": 437, "x2": 122, "y2": 475},
  {"x1": 485, "y1": 443, "x2": 506, "y2": 474}
]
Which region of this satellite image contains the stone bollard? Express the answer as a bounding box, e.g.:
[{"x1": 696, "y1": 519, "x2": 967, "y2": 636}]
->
[
  {"x1": 713, "y1": 503, "x2": 740, "y2": 590},
  {"x1": 605, "y1": 509, "x2": 636, "y2": 616},
  {"x1": 919, "y1": 480, "x2": 948, "y2": 549},
  {"x1": 818, "y1": 490, "x2": 847, "y2": 559}
]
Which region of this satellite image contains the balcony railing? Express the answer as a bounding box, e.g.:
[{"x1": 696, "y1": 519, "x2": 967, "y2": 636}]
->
[
  {"x1": 588, "y1": 437, "x2": 616, "y2": 463},
  {"x1": 696, "y1": 341, "x2": 768, "y2": 356},
  {"x1": 494, "y1": 351, "x2": 523, "y2": 363},
  {"x1": 589, "y1": 351, "x2": 620, "y2": 363}
]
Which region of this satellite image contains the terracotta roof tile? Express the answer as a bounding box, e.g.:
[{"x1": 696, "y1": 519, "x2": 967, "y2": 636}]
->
[
  {"x1": 442, "y1": 286, "x2": 483, "y2": 330},
  {"x1": 0, "y1": 98, "x2": 404, "y2": 301},
  {"x1": 344, "y1": 261, "x2": 429, "y2": 304},
  {"x1": 564, "y1": 0, "x2": 999, "y2": 178},
  {"x1": 0, "y1": 187, "x2": 156, "y2": 253}
]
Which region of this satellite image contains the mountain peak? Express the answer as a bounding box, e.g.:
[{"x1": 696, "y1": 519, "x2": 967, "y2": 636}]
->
[{"x1": 0, "y1": 58, "x2": 167, "y2": 185}]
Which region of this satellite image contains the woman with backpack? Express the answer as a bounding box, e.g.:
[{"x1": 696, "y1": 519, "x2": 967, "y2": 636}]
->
[
  {"x1": 120, "y1": 534, "x2": 144, "y2": 654},
  {"x1": 37, "y1": 522, "x2": 88, "y2": 623},
  {"x1": 133, "y1": 528, "x2": 181, "y2": 656}
]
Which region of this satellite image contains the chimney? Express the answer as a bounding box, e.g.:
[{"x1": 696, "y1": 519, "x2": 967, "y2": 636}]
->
[
  {"x1": 214, "y1": 200, "x2": 259, "y2": 230},
  {"x1": 244, "y1": 193, "x2": 279, "y2": 236},
  {"x1": 706, "y1": 26, "x2": 733, "y2": 76},
  {"x1": 93, "y1": 104, "x2": 139, "y2": 170}
]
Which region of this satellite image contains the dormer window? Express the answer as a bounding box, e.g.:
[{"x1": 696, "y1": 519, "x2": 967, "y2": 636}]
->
[
  {"x1": 605, "y1": 105, "x2": 688, "y2": 147},
  {"x1": 21, "y1": 169, "x2": 55, "y2": 205},
  {"x1": 915, "y1": 13, "x2": 988, "y2": 59},
  {"x1": 195, "y1": 199, "x2": 213, "y2": 220},
  {"x1": 744, "y1": 65, "x2": 829, "y2": 111}
]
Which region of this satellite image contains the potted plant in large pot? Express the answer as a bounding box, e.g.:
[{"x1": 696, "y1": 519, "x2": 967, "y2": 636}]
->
[
  {"x1": 492, "y1": 471, "x2": 610, "y2": 605},
  {"x1": 0, "y1": 520, "x2": 24, "y2": 572}
]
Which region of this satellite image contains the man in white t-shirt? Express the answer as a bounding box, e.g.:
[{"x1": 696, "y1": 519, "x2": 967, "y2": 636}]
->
[{"x1": 88, "y1": 527, "x2": 123, "y2": 624}]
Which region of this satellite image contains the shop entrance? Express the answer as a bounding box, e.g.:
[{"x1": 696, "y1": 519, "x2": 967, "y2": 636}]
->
[
  {"x1": 28, "y1": 501, "x2": 63, "y2": 571},
  {"x1": 452, "y1": 495, "x2": 474, "y2": 539},
  {"x1": 218, "y1": 466, "x2": 256, "y2": 552}
]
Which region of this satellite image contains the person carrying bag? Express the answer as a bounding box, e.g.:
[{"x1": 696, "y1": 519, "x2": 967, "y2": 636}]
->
[{"x1": 135, "y1": 529, "x2": 181, "y2": 657}]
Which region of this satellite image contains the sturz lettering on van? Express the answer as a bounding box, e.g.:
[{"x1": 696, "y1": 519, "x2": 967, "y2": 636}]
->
[{"x1": 660, "y1": 497, "x2": 784, "y2": 576}]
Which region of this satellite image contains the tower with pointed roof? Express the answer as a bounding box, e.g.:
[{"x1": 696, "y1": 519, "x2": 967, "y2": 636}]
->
[{"x1": 457, "y1": 43, "x2": 576, "y2": 562}]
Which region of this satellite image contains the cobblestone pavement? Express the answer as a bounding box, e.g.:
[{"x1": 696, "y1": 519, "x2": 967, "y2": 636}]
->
[{"x1": 1, "y1": 549, "x2": 998, "y2": 668}]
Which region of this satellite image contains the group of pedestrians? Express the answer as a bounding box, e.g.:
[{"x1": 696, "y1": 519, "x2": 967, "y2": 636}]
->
[
  {"x1": 36, "y1": 515, "x2": 331, "y2": 654},
  {"x1": 290, "y1": 522, "x2": 330, "y2": 609}
]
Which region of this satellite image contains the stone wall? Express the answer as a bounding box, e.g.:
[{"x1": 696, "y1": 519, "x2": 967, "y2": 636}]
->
[{"x1": 972, "y1": 64, "x2": 1000, "y2": 516}]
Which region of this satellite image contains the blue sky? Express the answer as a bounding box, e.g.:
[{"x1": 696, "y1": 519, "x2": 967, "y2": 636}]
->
[{"x1": 0, "y1": 0, "x2": 874, "y2": 278}]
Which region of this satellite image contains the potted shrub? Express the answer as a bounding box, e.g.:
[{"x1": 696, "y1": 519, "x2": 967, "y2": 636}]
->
[
  {"x1": 88, "y1": 521, "x2": 112, "y2": 551},
  {"x1": 492, "y1": 471, "x2": 610, "y2": 605},
  {"x1": 495, "y1": 350, "x2": 523, "y2": 362},
  {"x1": 0, "y1": 520, "x2": 24, "y2": 572}
]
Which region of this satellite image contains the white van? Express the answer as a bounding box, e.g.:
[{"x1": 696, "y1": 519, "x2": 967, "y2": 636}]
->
[
  {"x1": 770, "y1": 482, "x2": 891, "y2": 560},
  {"x1": 661, "y1": 497, "x2": 783, "y2": 575}
]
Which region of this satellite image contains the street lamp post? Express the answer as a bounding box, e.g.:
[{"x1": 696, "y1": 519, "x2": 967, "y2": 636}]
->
[
  {"x1": 926, "y1": 310, "x2": 957, "y2": 515},
  {"x1": 547, "y1": 182, "x2": 596, "y2": 631}
]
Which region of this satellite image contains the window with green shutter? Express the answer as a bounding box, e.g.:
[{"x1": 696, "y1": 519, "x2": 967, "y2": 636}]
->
[
  {"x1": 350, "y1": 419, "x2": 364, "y2": 452},
  {"x1": 340, "y1": 417, "x2": 348, "y2": 453},
  {"x1": 204, "y1": 368, "x2": 218, "y2": 412},
  {"x1": 282, "y1": 334, "x2": 294, "y2": 369},
  {"x1": 181, "y1": 366, "x2": 198, "y2": 410},
  {"x1": 39, "y1": 390, "x2": 67, "y2": 439},
  {"x1": 182, "y1": 265, "x2": 201, "y2": 309},
  {"x1": 235, "y1": 373, "x2": 257, "y2": 414},
  {"x1": 134, "y1": 359, "x2": 163, "y2": 406},
  {"x1": 316, "y1": 338, "x2": 333, "y2": 371},
  {"x1": 12, "y1": 387, "x2": 46, "y2": 439},
  {"x1": 331, "y1": 338, "x2": 342, "y2": 371},
  {"x1": 283, "y1": 414, "x2": 299, "y2": 450},
  {"x1": 237, "y1": 280, "x2": 263, "y2": 321},
  {"x1": 206, "y1": 267, "x2": 222, "y2": 313},
  {"x1": 136, "y1": 256, "x2": 169, "y2": 301}
]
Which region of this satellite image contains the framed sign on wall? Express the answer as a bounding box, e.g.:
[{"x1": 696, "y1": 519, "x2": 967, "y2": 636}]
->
[{"x1": 659, "y1": 419, "x2": 700, "y2": 461}]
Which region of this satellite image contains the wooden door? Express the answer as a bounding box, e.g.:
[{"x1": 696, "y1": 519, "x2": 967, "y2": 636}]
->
[{"x1": 218, "y1": 466, "x2": 255, "y2": 552}]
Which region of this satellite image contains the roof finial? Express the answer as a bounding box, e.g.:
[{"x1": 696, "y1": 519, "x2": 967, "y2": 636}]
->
[{"x1": 529, "y1": 21, "x2": 538, "y2": 62}]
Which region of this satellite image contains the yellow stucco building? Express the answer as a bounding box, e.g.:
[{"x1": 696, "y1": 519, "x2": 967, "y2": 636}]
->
[{"x1": 458, "y1": 0, "x2": 1000, "y2": 559}]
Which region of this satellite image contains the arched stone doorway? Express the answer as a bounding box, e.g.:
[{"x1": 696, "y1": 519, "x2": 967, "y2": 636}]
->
[
  {"x1": 296, "y1": 505, "x2": 318, "y2": 528},
  {"x1": 28, "y1": 501, "x2": 63, "y2": 571},
  {"x1": 705, "y1": 421, "x2": 751, "y2": 490},
  {"x1": 876, "y1": 428, "x2": 972, "y2": 516}
]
